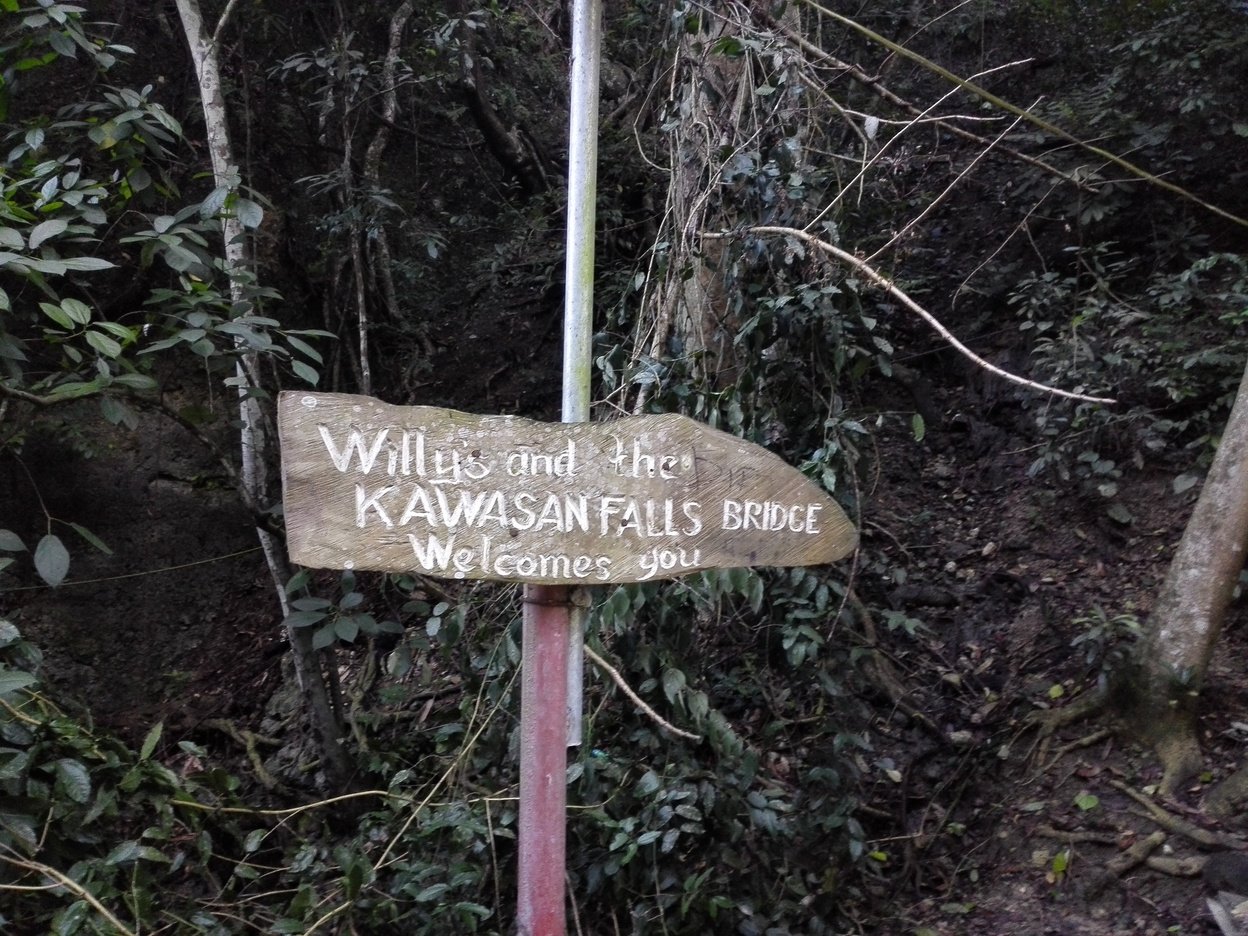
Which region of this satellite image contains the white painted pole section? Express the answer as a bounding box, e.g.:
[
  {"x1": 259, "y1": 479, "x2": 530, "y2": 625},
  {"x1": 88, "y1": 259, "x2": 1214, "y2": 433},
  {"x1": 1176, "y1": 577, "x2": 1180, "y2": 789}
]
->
[{"x1": 561, "y1": 0, "x2": 602, "y2": 749}]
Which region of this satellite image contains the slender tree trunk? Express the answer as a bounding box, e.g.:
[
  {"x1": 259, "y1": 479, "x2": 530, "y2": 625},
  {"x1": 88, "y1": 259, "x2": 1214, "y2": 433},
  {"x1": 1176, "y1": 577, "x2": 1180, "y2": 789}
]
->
[
  {"x1": 1131, "y1": 355, "x2": 1248, "y2": 792},
  {"x1": 175, "y1": 0, "x2": 352, "y2": 791}
]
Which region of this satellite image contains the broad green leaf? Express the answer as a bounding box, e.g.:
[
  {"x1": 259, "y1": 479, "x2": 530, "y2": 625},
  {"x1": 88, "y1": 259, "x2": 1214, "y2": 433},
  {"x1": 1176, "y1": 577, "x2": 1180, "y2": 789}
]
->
[
  {"x1": 0, "y1": 227, "x2": 23, "y2": 249},
  {"x1": 335, "y1": 614, "x2": 360, "y2": 643},
  {"x1": 94, "y1": 321, "x2": 136, "y2": 341},
  {"x1": 60, "y1": 297, "x2": 91, "y2": 324},
  {"x1": 45, "y1": 379, "x2": 103, "y2": 401},
  {"x1": 68, "y1": 522, "x2": 111, "y2": 555},
  {"x1": 106, "y1": 840, "x2": 140, "y2": 865},
  {"x1": 161, "y1": 242, "x2": 199, "y2": 271},
  {"x1": 111, "y1": 373, "x2": 157, "y2": 390},
  {"x1": 285, "y1": 334, "x2": 322, "y2": 363},
  {"x1": 54, "y1": 758, "x2": 91, "y2": 803},
  {"x1": 0, "y1": 669, "x2": 36, "y2": 696},
  {"x1": 139, "y1": 721, "x2": 162, "y2": 761},
  {"x1": 243, "y1": 828, "x2": 266, "y2": 852},
  {"x1": 84, "y1": 329, "x2": 122, "y2": 358},
  {"x1": 198, "y1": 187, "x2": 228, "y2": 218},
  {"x1": 291, "y1": 359, "x2": 319, "y2": 385},
  {"x1": 38, "y1": 301, "x2": 74, "y2": 329},
  {"x1": 33, "y1": 534, "x2": 70, "y2": 586},
  {"x1": 234, "y1": 198, "x2": 263, "y2": 228},
  {"x1": 284, "y1": 610, "x2": 327, "y2": 628},
  {"x1": 0, "y1": 529, "x2": 25, "y2": 551},
  {"x1": 59, "y1": 256, "x2": 114, "y2": 271},
  {"x1": 311, "y1": 622, "x2": 337, "y2": 650},
  {"x1": 28, "y1": 217, "x2": 67, "y2": 248}
]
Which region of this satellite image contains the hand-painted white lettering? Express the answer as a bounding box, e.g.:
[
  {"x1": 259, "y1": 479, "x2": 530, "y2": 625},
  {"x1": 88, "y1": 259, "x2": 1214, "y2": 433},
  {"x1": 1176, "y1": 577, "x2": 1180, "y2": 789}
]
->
[
  {"x1": 607, "y1": 436, "x2": 679, "y2": 479},
  {"x1": 408, "y1": 533, "x2": 455, "y2": 569},
  {"x1": 638, "y1": 546, "x2": 701, "y2": 580},
  {"x1": 721, "y1": 499, "x2": 823, "y2": 534},
  {"x1": 355, "y1": 483, "x2": 395, "y2": 528},
  {"x1": 504, "y1": 440, "x2": 577, "y2": 477},
  {"x1": 321, "y1": 426, "x2": 390, "y2": 474}
]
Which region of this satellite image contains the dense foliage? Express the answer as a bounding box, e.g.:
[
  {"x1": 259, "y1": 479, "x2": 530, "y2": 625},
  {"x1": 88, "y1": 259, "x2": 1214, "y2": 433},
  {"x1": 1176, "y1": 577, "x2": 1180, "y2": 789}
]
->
[{"x1": 1, "y1": 0, "x2": 1245, "y2": 932}]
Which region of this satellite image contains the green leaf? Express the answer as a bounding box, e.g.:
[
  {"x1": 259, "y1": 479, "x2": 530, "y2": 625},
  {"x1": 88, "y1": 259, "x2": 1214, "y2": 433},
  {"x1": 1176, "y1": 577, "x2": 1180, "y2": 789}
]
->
[
  {"x1": 243, "y1": 828, "x2": 266, "y2": 852},
  {"x1": 291, "y1": 359, "x2": 319, "y2": 385},
  {"x1": 284, "y1": 610, "x2": 327, "y2": 628},
  {"x1": 413, "y1": 883, "x2": 450, "y2": 903},
  {"x1": 1073, "y1": 792, "x2": 1099, "y2": 811},
  {"x1": 311, "y1": 622, "x2": 337, "y2": 650},
  {"x1": 60, "y1": 297, "x2": 91, "y2": 324},
  {"x1": 111, "y1": 373, "x2": 158, "y2": 391},
  {"x1": 39, "y1": 301, "x2": 74, "y2": 329},
  {"x1": 234, "y1": 198, "x2": 264, "y2": 229},
  {"x1": 335, "y1": 615, "x2": 360, "y2": 643},
  {"x1": 661, "y1": 667, "x2": 686, "y2": 704},
  {"x1": 0, "y1": 669, "x2": 36, "y2": 696},
  {"x1": 85, "y1": 329, "x2": 122, "y2": 358},
  {"x1": 58, "y1": 256, "x2": 114, "y2": 272},
  {"x1": 68, "y1": 522, "x2": 111, "y2": 555},
  {"x1": 0, "y1": 227, "x2": 24, "y2": 249},
  {"x1": 912, "y1": 412, "x2": 926, "y2": 443},
  {"x1": 54, "y1": 758, "x2": 91, "y2": 804},
  {"x1": 0, "y1": 529, "x2": 25, "y2": 551},
  {"x1": 139, "y1": 722, "x2": 162, "y2": 761},
  {"x1": 33, "y1": 534, "x2": 70, "y2": 587},
  {"x1": 28, "y1": 217, "x2": 67, "y2": 249}
]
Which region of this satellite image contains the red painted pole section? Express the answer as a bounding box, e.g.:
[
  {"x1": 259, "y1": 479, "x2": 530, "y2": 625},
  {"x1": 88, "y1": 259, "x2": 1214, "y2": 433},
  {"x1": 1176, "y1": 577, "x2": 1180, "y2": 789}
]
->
[{"x1": 517, "y1": 584, "x2": 570, "y2": 936}]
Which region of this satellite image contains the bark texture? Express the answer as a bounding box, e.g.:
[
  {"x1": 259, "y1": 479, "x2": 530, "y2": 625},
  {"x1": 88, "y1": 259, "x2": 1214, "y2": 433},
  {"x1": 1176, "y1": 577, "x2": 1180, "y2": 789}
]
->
[
  {"x1": 175, "y1": 0, "x2": 352, "y2": 791},
  {"x1": 1132, "y1": 356, "x2": 1248, "y2": 791}
]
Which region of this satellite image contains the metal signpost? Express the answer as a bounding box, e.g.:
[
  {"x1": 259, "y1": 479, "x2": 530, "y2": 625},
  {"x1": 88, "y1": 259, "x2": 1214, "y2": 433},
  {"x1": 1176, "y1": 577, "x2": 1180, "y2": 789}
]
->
[
  {"x1": 276, "y1": 2, "x2": 857, "y2": 932},
  {"x1": 278, "y1": 396, "x2": 859, "y2": 931}
]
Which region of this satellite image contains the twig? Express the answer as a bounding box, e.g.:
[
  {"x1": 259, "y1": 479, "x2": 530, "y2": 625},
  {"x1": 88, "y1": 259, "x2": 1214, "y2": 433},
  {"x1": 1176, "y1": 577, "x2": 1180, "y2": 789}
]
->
[
  {"x1": 0, "y1": 850, "x2": 137, "y2": 936},
  {"x1": 583, "y1": 644, "x2": 701, "y2": 742},
  {"x1": 796, "y1": 0, "x2": 1248, "y2": 229},
  {"x1": 1036, "y1": 825, "x2": 1120, "y2": 846},
  {"x1": 706, "y1": 226, "x2": 1115, "y2": 404}
]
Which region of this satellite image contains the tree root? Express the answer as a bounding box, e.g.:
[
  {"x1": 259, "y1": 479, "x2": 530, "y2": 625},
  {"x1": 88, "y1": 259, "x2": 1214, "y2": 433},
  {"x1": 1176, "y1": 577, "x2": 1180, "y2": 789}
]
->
[
  {"x1": 1025, "y1": 689, "x2": 1111, "y2": 766},
  {"x1": 1206, "y1": 760, "x2": 1248, "y2": 821},
  {"x1": 1106, "y1": 830, "x2": 1166, "y2": 877},
  {"x1": 1109, "y1": 780, "x2": 1247, "y2": 850}
]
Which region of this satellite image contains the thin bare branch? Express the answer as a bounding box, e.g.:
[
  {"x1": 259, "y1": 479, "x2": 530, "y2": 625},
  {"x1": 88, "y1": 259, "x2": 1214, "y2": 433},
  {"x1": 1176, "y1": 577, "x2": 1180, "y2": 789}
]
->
[
  {"x1": 584, "y1": 644, "x2": 702, "y2": 742},
  {"x1": 796, "y1": 0, "x2": 1248, "y2": 229},
  {"x1": 706, "y1": 226, "x2": 1116, "y2": 405}
]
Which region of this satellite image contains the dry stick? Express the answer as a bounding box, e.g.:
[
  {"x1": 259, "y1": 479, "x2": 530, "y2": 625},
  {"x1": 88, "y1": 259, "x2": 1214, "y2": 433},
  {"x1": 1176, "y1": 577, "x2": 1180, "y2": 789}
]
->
[
  {"x1": 0, "y1": 851, "x2": 137, "y2": 936},
  {"x1": 866, "y1": 108, "x2": 1028, "y2": 264},
  {"x1": 706, "y1": 226, "x2": 1115, "y2": 405},
  {"x1": 797, "y1": 0, "x2": 1248, "y2": 229},
  {"x1": 583, "y1": 644, "x2": 701, "y2": 742},
  {"x1": 1036, "y1": 825, "x2": 1120, "y2": 846}
]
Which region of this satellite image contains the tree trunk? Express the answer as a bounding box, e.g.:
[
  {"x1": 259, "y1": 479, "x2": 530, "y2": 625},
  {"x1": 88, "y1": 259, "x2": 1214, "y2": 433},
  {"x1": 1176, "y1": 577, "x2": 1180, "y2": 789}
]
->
[
  {"x1": 175, "y1": 0, "x2": 352, "y2": 792},
  {"x1": 1130, "y1": 355, "x2": 1248, "y2": 792}
]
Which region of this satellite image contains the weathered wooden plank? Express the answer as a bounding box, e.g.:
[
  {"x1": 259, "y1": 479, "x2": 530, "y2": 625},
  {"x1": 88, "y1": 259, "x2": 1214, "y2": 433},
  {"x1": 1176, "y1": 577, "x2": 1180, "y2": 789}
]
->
[{"x1": 278, "y1": 392, "x2": 857, "y2": 584}]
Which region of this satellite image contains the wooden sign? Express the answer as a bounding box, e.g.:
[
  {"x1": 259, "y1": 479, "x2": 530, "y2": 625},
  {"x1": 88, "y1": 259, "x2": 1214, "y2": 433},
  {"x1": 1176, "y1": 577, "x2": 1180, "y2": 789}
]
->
[{"x1": 278, "y1": 392, "x2": 857, "y2": 584}]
